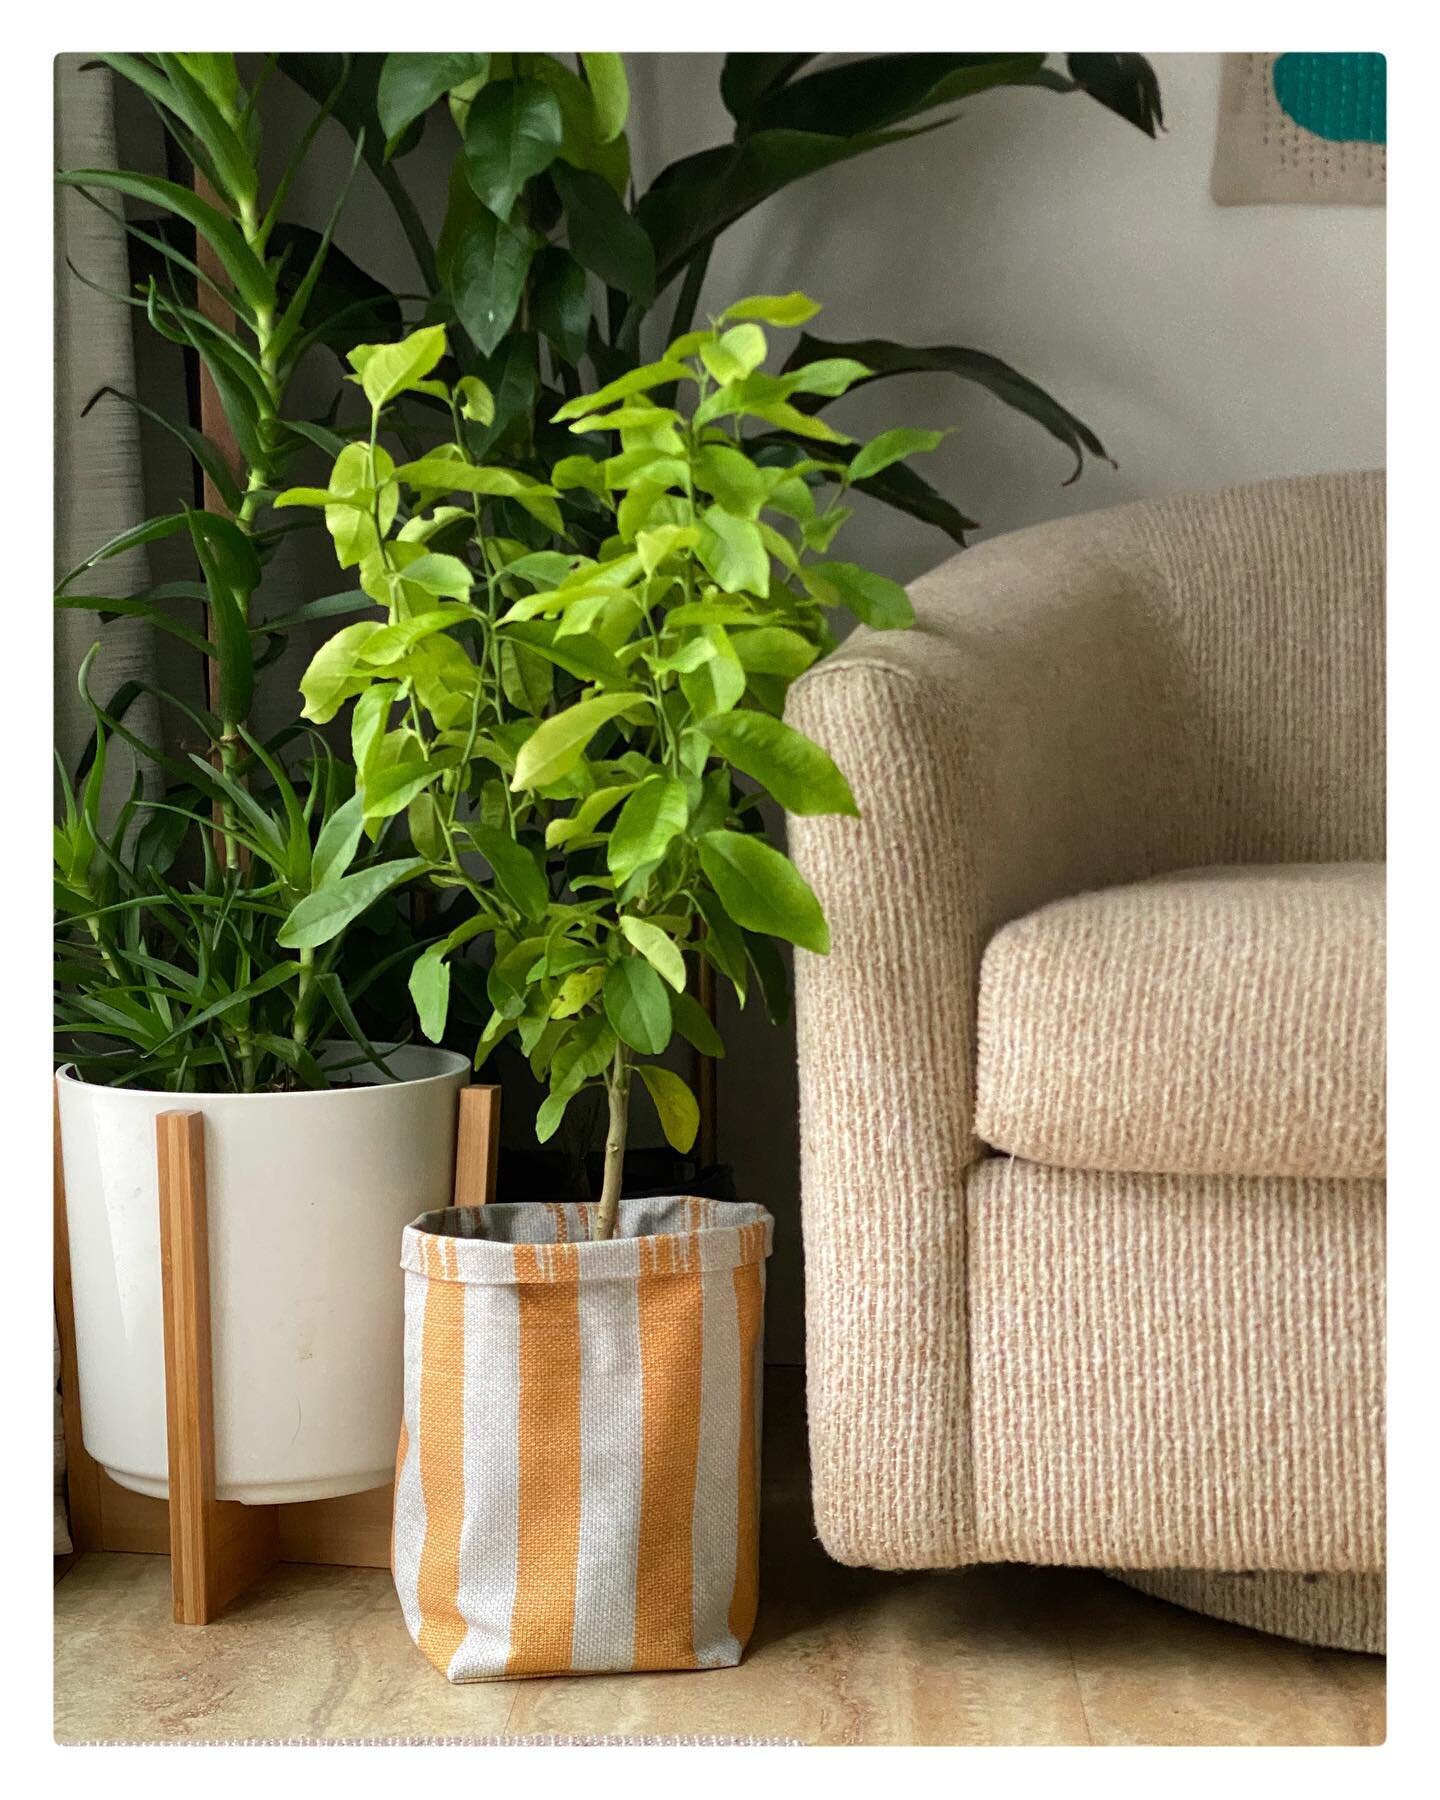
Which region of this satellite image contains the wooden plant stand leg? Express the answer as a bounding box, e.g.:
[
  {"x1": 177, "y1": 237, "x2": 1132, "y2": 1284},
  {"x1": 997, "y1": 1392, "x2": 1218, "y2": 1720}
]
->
[
  {"x1": 156, "y1": 1111, "x2": 278, "y2": 1624},
  {"x1": 452, "y1": 1083, "x2": 501, "y2": 1208}
]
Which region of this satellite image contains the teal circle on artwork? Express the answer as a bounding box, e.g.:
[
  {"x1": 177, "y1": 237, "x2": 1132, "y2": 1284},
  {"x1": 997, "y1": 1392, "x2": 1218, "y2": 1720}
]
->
[{"x1": 1272, "y1": 52, "x2": 1386, "y2": 143}]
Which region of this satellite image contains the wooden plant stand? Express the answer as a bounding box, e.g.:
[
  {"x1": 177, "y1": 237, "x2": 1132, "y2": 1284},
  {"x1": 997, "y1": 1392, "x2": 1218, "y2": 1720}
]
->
[{"x1": 54, "y1": 1081, "x2": 499, "y2": 1624}]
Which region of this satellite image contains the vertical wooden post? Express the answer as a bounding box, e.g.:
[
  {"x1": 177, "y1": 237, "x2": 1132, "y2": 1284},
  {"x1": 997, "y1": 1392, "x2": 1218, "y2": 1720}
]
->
[
  {"x1": 695, "y1": 958, "x2": 719, "y2": 1171},
  {"x1": 451, "y1": 1084, "x2": 501, "y2": 1209},
  {"x1": 157, "y1": 1110, "x2": 277, "y2": 1624}
]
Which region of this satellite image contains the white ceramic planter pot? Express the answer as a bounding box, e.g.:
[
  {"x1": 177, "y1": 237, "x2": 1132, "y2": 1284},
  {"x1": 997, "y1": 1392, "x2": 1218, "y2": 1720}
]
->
[{"x1": 56, "y1": 1046, "x2": 468, "y2": 1505}]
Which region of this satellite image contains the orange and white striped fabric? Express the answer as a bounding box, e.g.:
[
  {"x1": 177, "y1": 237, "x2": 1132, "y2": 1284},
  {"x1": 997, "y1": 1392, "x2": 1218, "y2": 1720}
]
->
[{"x1": 393, "y1": 1196, "x2": 773, "y2": 1681}]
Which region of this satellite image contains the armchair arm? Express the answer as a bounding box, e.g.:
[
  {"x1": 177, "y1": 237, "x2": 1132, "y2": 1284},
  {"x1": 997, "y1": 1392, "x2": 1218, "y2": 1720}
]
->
[{"x1": 784, "y1": 505, "x2": 1196, "y2": 1567}]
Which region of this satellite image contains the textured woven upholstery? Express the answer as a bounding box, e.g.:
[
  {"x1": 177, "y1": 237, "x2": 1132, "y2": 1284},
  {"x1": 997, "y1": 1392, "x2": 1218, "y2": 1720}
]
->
[
  {"x1": 976, "y1": 863, "x2": 1386, "y2": 1178},
  {"x1": 786, "y1": 472, "x2": 1385, "y2": 1646},
  {"x1": 967, "y1": 1160, "x2": 1384, "y2": 1571}
]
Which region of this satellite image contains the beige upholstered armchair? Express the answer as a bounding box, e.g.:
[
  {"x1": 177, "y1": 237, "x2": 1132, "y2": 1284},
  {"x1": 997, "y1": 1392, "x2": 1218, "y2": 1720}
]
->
[{"x1": 786, "y1": 472, "x2": 1385, "y2": 1652}]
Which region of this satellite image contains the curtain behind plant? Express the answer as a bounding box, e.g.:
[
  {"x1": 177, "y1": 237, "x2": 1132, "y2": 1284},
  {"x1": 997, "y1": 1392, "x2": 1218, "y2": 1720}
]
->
[{"x1": 54, "y1": 54, "x2": 162, "y2": 774}]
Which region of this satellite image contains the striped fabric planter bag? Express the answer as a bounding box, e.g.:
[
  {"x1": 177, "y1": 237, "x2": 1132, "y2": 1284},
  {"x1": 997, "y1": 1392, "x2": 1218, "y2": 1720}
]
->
[{"x1": 393, "y1": 1196, "x2": 773, "y2": 1681}]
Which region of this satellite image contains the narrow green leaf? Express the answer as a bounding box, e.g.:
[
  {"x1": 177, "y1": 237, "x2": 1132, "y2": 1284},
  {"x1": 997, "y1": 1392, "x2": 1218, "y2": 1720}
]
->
[
  {"x1": 311, "y1": 791, "x2": 366, "y2": 887},
  {"x1": 56, "y1": 168, "x2": 275, "y2": 314},
  {"x1": 278, "y1": 857, "x2": 427, "y2": 950}
]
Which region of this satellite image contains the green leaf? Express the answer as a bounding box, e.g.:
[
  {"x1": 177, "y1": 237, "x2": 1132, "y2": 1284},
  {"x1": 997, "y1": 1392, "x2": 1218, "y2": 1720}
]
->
[
  {"x1": 503, "y1": 622, "x2": 629, "y2": 690},
  {"x1": 786, "y1": 356, "x2": 872, "y2": 398},
  {"x1": 745, "y1": 930, "x2": 792, "y2": 1026},
  {"x1": 700, "y1": 323, "x2": 767, "y2": 386},
  {"x1": 451, "y1": 211, "x2": 535, "y2": 356},
  {"x1": 56, "y1": 168, "x2": 275, "y2": 315},
  {"x1": 808, "y1": 560, "x2": 914, "y2": 630},
  {"x1": 409, "y1": 942, "x2": 451, "y2": 1043},
  {"x1": 639, "y1": 120, "x2": 954, "y2": 289},
  {"x1": 697, "y1": 712, "x2": 857, "y2": 817},
  {"x1": 720, "y1": 291, "x2": 821, "y2": 328},
  {"x1": 745, "y1": 52, "x2": 1049, "y2": 135},
  {"x1": 355, "y1": 324, "x2": 448, "y2": 409},
  {"x1": 311, "y1": 792, "x2": 366, "y2": 887},
  {"x1": 378, "y1": 52, "x2": 491, "y2": 147},
  {"x1": 530, "y1": 245, "x2": 590, "y2": 365},
  {"x1": 680, "y1": 627, "x2": 746, "y2": 719},
  {"x1": 467, "y1": 822, "x2": 549, "y2": 919},
  {"x1": 185, "y1": 511, "x2": 252, "y2": 726},
  {"x1": 720, "y1": 55, "x2": 818, "y2": 123},
  {"x1": 603, "y1": 958, "x2": 672, "y2": 1055},
  {"x1": 536, "y1": 1087, "x2": 574, "y2": 1143},
  {"x1": 849, "y1": 427, "x2": 947, "y2": 482},
  {"x1": 1066, "y1": 53, "x2": 1165, "y2": 137},
  {"x1": 545, "y1": 782, "x2": 633, "y2": 848},
  {"x1": 670, "y1": 987, "x2": 725, "y2": 1058},
  {"x1": 83, "y1": 385, "x2": 241, "y2": 514},
  {"x1": 552, "y1": 357, "x2": 690, "y2": 423},
  {"x1": 457, "y1": 375, "x2": 495, "y2": 424},
  {"x1": 732, "y1": 626, "x2": 819, "y2": 677},
  {"x1": 697, "y1": 506, "x2": 769, "y2": 597},
  {"x1": 782, "y1": 331, "x2": 1111, "y2": 481},
  {"x1": 300, "y1": 621, "x2": 382, "y2": 723},
  {"x1": 553, "y1": 159, "x2": 654, "y2": 301},
  {"x1": 607, "y1": 775, "x2": 689, "y2": 884},
  {"x1": 550, "y1": 1012, "x2": 616, "y2": 1093},
  {"x1": 636, "y1": 1064, "x2": 699, "y2": 1154},
  {"x1": 463, "y1": 78, "x2": 564, "y2": 218},
  {"x1": 279, "y1": 857, "x2": 428, "y2": 950},
  {"x1": 511, "y1": 694, "x2": 646, "y2": 790},
  {"x1": 550, "y1": 965, "x2": 606, "y2": 1019},
  {"x1": 362, "y1": 760, "x2": 440, "y2": 822},
  {"x1": 619, "y1": 916, "x2": 687, "y2": 992},
  {"x1": 580, "y1": 53, "x2": 629, "y2": 142},
  {"x1": 698, "y1": 829, "x2": 829, "y2": 953}
]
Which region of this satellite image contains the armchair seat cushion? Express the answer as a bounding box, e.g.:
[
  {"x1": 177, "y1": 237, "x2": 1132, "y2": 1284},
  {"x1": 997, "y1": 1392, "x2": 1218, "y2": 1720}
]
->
[{"x1": 975, "y1": 863, "x2": 1385, "y2": 1179}]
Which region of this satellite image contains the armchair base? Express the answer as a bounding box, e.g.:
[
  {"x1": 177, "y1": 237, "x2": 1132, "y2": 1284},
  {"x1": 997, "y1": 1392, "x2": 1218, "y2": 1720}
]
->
[{"x1": 1110, "y1": 1569, "x2": 1384, "y2": 1654}]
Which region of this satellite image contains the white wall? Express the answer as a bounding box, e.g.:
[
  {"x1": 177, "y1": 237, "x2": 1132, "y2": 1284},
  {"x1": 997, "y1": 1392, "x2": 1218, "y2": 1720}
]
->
[
  {"x1": 630, "y1": 52, "x2": 1385, "y2": 577},
  {"x1": 622, "y1": 52, "x2": 1385, "y2": 1359}
]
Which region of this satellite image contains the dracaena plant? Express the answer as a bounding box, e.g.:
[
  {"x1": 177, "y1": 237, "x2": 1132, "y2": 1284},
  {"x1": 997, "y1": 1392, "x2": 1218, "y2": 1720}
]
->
[
  {"x1": 55, "y1": 52, "x2": 422, "y2": 1091},
  {"x1": 276, "y1": 293, "x2": 931, "y2": 1236},
  {"x1": 281, "y1": 50, "x2": 1163, "y2": 546}
]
